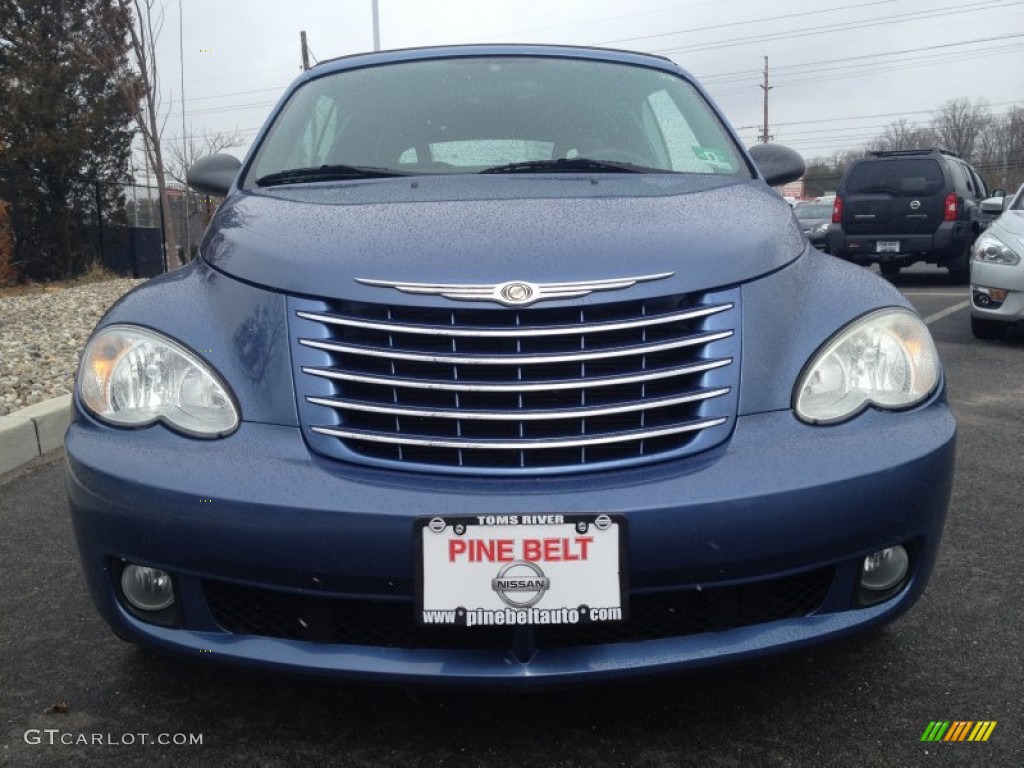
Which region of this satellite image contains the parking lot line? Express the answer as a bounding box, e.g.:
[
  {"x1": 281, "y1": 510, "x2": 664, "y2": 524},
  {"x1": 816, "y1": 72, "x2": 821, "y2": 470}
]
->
[{"x1": 924, "y1": 300, "x2": 970, "y2": 325}]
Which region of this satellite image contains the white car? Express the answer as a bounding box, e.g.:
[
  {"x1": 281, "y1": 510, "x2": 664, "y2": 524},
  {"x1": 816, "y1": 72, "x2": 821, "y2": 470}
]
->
[{"x1": 970, "y1": 184, "x2": 1024, "y2": 339}]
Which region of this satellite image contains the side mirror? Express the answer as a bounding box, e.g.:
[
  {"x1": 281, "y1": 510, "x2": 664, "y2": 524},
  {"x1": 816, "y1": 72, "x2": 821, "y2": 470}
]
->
[
  {"x1": 980, "y1": 196, "x2": 1006, "y2": 215},
  {"x1": 187, "y1": 154, "x2": 242, "y2": 197},
  {"x1": 992, "y1": 188, "x2": 1006, "y2": 198},
  {"x1": 748, "y1": 143, "x2": 805, "y2": 187}
]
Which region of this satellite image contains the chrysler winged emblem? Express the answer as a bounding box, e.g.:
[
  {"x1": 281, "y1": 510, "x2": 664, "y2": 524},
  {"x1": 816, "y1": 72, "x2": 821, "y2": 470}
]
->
[{"x1": 355, "y1": 272, "x2": 673, "y2": 307}]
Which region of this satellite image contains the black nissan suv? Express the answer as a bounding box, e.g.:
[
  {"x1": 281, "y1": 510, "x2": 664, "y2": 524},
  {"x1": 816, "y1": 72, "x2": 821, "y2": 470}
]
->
[{"x1": 827, "y1": 148, "x2": 990, "y2": 280}]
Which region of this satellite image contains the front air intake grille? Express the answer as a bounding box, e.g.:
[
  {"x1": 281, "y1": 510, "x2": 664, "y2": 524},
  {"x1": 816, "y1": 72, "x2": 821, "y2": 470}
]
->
[
  {"x1": 290, "y1": 290, "x2": 739, "y2": 474},
  {"x1": 202, "y1": 568, "x2": 834, "y2": 650}
]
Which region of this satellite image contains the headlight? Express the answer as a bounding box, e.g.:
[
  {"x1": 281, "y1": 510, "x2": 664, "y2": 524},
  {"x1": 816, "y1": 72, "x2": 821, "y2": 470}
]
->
[
  {"x1": 811, "y1": 223, "x2": 830, "y2": 235},
  {"x1": 972, "y1": 232, "x2": 1021, "y2": 265},
  {"x1": 794, "y1": 308, "x2": 940, "y2": 425},
  {"x1": 79, "y1": 325, "x2": 238, "y2": 437}
]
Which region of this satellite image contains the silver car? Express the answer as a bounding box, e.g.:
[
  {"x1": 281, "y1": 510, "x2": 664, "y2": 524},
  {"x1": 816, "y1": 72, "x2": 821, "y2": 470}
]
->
[
  {"x1": 793, "y1": 202, "x2": 833, "y2": 253},
  {"x1": 971, "y1": 184, "x2": 1024, "y2": 339}
]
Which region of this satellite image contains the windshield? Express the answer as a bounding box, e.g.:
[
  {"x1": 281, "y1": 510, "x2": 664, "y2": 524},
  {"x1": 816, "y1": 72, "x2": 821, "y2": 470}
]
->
[
  {"x1": 245, "y1": 56, "x2": 750, "y2": 185},
  {"x1": 844, "y1": 159, "x2": 944, "y2": 196},
  {"x1": 1011, "y1": 184, "x2": 1024, "y2": 210},
  {"x1": 794, "y1": 204, "x2": 832, "y2": 219}
]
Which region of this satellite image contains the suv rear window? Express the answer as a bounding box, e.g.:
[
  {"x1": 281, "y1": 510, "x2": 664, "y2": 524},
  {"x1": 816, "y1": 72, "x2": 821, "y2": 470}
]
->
[
  {"x1": 844, "y1": 159, "x2": 944, "y2": 196},
  {"x1": 245, "y1": 56, "x2": 749, "y2": 183}
]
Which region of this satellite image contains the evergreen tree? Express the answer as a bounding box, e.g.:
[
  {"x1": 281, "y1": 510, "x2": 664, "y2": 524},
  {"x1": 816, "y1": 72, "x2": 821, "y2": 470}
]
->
[{"x1": 0, "y1": 0, "x2": 139, "y2": 280}]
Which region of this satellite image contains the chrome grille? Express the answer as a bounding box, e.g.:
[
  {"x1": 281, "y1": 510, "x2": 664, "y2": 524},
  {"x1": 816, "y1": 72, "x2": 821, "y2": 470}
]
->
[{"x1": 290, "y1": 290, "x2": 740, "y2": 474}]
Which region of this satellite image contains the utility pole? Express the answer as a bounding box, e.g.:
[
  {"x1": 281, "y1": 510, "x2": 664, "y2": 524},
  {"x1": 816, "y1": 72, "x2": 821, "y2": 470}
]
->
[
  {"x1": 759, "y1": 56, "x2": 772, "y2": 144},
  {"x1": 372, "y1": 0, "x2": 380, "y2": 51},
  {"x1": 300, "y1": 30, "x2": 310, "y2": 71}
]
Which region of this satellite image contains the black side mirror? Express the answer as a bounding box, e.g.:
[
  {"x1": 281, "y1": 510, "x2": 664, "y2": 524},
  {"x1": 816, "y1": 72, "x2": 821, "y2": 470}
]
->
[
  {"x1": 187, "y1": 154, "x2": 242, "y2": 197},
  {"x1": 992, "y1": 188, "x2": 1007, "y2": 198},
  {"x1": 748, "y1": 143, "x2": 805, "y2": 187}
]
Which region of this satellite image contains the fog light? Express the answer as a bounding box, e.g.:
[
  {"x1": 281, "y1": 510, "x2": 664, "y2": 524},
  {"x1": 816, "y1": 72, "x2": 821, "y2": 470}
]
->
[
  {"x1": 974, "y1": 286, "x2": 1009, "y2": 308},
  {"x1": 121, "y1": 565, "x2": 175, "y2": 611},
  {"x1": 860, "y1": 546, "x2": 909, "y2": 592}
]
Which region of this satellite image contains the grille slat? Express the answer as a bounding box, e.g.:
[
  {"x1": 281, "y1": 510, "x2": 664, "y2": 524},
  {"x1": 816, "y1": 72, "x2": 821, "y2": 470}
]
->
[
  {"x1": 295, "y1": 302, "x2": 732, "y2": 338},
  {"x1": 312, "y1": 418, "x2": 727, "y2": 450},
  {"x1": 307, "y1": 389, "x2": 730, "y2": 422},
  {"x1": 299, "y1": 330, "x2": 733, "y2": 365},
  {"x1": 292, "y1": 290, "x2": 739, "y2": 473},
  {"x1": 301, "y1": 357, "x2": 732, "y2": 393}
]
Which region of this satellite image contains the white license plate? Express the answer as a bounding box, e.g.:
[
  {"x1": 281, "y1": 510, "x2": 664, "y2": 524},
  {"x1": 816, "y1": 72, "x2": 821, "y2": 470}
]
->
[
  {"x1": 417, "y1": 514, "x2": 626, "y2": 626},
  {"x1": 876, "y1": 241, "x2": 900, "y2": 253}
]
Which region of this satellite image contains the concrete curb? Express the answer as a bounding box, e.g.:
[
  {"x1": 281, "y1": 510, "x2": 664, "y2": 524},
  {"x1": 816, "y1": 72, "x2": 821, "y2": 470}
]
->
[{"x1": 0, "y1": 395, "x2": 72, "y2": 475}]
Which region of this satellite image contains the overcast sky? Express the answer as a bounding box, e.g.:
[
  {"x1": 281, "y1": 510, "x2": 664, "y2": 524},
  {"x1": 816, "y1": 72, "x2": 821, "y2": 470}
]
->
[{"x1": 151, "y1": 0, "x2": 1024, "y2": 170}]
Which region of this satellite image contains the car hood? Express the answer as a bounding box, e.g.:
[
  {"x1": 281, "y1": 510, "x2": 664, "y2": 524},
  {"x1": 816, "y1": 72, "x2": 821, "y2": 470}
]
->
[
  {"x1": 200, "y1": 176, "x2": 805, "y2": 302},
  {"x1": 992, "y1": 210, "x2": 1024, "y2": 238}
]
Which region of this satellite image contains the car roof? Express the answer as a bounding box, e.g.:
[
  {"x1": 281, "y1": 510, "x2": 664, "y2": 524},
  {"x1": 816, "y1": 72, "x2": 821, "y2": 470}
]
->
[{"x1": 306, "y1": 44, "x2": 684, "y2": 80}]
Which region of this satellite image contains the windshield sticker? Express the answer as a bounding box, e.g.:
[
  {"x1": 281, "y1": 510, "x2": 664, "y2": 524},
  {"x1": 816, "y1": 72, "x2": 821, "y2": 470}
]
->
[{"x1": 693, "y1": 146, "x2": 733, "y2": 170}]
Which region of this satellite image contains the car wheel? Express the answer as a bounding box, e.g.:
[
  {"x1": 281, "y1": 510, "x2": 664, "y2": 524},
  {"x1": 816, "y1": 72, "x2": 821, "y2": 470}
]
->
[
  {"x1": 948, "y1": 266, "x2": 970, "y2": 285},
  {"x1": 880, "y1": 262, "x2": 901, "y2": 277},
  {"x1": 971, "y1": 316, "x2": 1007, "y2": 340}
]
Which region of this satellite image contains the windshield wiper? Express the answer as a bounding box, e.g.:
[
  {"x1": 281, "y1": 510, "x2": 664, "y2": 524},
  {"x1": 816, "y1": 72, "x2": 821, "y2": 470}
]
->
[
  {"x1": 854, "y1": 184, "x2": 901, "y2": 195},
  {"x1": 255, "y1": 164, "x2": 414, "y2": 187},
  {"x1": 478, "y1": 158, "x2": 651, "y2": 174}
]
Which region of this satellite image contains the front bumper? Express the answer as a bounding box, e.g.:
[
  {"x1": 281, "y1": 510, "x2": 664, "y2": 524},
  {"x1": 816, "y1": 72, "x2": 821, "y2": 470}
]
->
[
  {"x1": 970, "y1": 259, "x2": 1024, "y2": 322},
  {"x1": 66, "y1": 400, "x2": 956, "y2": 687},
  {"x1": 804, "y1": 230, "x2": 830, "y2": 252}
]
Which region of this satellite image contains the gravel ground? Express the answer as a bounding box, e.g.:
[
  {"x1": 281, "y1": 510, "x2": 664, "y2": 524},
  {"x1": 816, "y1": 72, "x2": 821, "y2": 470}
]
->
[{"x1": 0, "y1": 278, "x2": 145, "y2": 416}]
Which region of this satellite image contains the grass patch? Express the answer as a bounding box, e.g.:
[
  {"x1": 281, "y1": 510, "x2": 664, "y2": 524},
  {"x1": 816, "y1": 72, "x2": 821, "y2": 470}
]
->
[{"x1": 0, "y1": 262, "x2": 131, "y2": 298}]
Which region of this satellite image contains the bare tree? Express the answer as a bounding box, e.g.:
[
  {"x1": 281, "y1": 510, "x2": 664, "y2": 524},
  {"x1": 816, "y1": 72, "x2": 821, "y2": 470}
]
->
[
  {"x1": 931, "y1": 98, "x2": 990, "y2": 162},
  {"x1": 976, "y1": 107, "x2": 1024, "y2": 192},
  {"x1": 166, "y1": 128, "x2": 245, "y2": 187},
  {"x1": 118, "y1": 0, "x2": 181, "y2": 269},
  {"x1": 870, "y1": 118, "x2": 934, "y2": 152}
]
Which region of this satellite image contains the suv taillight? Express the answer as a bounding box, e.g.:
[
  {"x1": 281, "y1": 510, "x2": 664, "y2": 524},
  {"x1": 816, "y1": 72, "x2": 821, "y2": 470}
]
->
[
  {"x1": 943, "y1": 193, "x2": 958, "y2": 221},
  {"x1": 832, "y1": 196, "x2": 843, "y2": 223}
]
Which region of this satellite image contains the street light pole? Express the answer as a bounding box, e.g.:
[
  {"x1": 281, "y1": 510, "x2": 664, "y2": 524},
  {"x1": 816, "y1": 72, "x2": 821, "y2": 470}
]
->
[
  {"x1": 372, "y1": 0, "x2": 380, "y2": 51},
  {"x1": 179, "y1": 0, "x2": 191, "y2": 260}
]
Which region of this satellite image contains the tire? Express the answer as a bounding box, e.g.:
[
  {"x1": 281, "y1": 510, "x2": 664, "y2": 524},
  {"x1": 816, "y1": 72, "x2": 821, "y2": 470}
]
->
[
  {"x1": 948, "y1": 265, "x2": 971, "y2": 285},
  {"x1": 971, "y1": 316, "x2": 1008, "y2": 340},
  {"x1": 880, "y1": 262, "x2": 901, "y2": 277},
  {"x1": 947, "y1": 235, "x2": 975, "y2": 284}
]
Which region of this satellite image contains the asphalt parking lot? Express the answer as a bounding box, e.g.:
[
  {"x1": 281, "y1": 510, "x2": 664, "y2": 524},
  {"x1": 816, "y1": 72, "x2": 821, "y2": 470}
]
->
[{"x1": 1, "y1": 265, "x2": 1021, "y2": 767}]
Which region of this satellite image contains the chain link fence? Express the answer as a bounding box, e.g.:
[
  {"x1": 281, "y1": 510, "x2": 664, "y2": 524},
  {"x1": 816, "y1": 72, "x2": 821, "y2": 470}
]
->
[{"x1": 0, "y1": 168, "x2": 216, "y2": 285}]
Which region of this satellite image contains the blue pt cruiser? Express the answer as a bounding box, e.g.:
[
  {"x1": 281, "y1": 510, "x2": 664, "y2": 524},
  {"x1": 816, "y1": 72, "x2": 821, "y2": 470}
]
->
[{"x1": 66, "y1": 45, "x2": 955, "y2": 687}]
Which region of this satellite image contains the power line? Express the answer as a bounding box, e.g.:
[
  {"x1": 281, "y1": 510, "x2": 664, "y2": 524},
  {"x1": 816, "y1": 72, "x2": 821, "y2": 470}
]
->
[
  {"x1": 750, "y1": 101, "x2": 1023, "y2": 129},
  {"x1": 595, "y1": 0, "x2": 898, "y2": 47},
  {"x1": 448, "y1": 0, "x2": 725, "y2": 44},
  {"x1": 697, "y1": 33, "x2": 1024, "y2": 84},
  {"x1": 650, "y1": 0, "x2": 1019, "y2": 54},
  {"x1": 708, "y1": 41, "x2": 1024, "y2": 96}
]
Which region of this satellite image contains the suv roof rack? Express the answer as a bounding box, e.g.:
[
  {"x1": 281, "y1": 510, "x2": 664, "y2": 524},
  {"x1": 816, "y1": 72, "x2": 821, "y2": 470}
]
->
[{"x1": 866, "y1": 147, "x2": 961, "y2": 159}]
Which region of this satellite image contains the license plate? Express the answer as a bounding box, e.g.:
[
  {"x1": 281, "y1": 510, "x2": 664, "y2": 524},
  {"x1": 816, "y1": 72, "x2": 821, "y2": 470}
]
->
[
  {"x1": 417, "y1": 514, "x2": 626, "y2": 626},
  {"x1": 876, "y1": 241, "x2": 900, "y2": 253}
]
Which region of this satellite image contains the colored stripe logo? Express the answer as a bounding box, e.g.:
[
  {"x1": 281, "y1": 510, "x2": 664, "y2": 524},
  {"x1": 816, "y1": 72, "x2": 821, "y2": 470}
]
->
[{"x1": 920, "y1": 721, "x2": 997, "y2": 742}]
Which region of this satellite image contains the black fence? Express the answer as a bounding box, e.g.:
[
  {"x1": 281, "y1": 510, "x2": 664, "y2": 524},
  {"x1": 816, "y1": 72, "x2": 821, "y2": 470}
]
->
[{"x1": 0, "y1": 168, "x2": 214, "y2": 283}]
